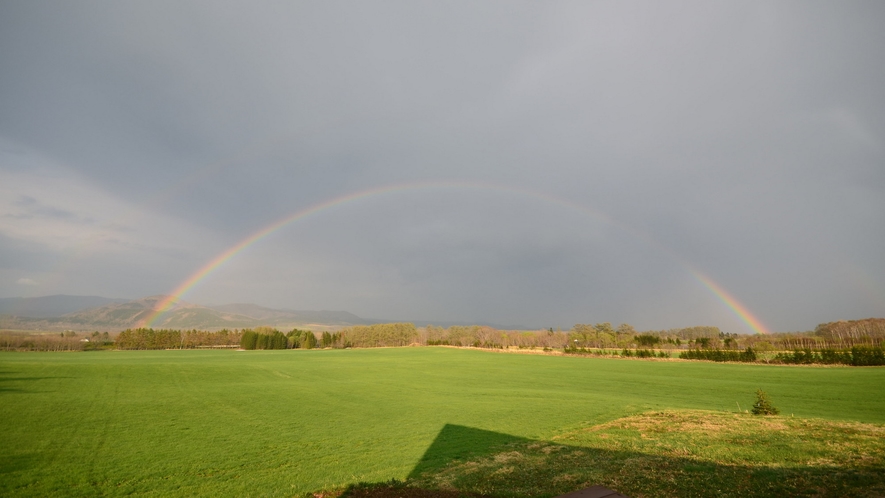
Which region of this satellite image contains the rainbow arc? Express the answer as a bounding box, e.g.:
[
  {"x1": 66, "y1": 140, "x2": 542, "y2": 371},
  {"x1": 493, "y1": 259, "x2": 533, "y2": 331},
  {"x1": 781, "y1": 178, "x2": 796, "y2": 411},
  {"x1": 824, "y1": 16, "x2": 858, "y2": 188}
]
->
[{"x1": 140, "y1": 181, "x2": 769, "y2": 335}]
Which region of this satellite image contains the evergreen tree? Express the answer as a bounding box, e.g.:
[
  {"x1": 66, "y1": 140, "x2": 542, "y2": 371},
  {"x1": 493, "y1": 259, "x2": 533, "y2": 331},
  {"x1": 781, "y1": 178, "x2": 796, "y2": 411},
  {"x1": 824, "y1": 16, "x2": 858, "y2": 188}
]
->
[
  {"x1": 301, "y1": 331, "x2": 317, "y2": 349},
  {"x1": 240, "y1": 330, "x2": 257, "y2": 350},
  {"x1": 751, "y1": 389, "x2": 779, "y2": 415},
  {"x1": 272, "y1": 331, "x2": 286, "y2": 349},
  {"x1": 255, "y1": 333, "x2": 268, "y2": 350}
]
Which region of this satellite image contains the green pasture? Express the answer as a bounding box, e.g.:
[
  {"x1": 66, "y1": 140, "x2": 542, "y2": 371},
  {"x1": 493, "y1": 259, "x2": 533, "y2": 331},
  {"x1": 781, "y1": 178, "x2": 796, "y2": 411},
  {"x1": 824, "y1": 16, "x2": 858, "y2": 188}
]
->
[{"x1": 1, "y1": 348, "x2": 883, "y2": 496}]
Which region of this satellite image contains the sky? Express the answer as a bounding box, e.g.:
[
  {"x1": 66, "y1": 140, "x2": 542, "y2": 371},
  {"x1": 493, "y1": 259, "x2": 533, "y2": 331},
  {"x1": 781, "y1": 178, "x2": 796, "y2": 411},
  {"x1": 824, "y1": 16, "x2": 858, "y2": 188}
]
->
[{"x1": 1, "y1": 1, "x2": 883, "y2": 333}]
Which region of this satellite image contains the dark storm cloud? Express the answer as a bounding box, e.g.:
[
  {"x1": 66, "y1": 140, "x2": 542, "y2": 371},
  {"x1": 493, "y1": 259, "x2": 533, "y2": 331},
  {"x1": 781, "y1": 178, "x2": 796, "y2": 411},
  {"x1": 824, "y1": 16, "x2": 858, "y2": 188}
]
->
[{"x1": 1, "y1": 1, "x2": 883, "y2": 331}]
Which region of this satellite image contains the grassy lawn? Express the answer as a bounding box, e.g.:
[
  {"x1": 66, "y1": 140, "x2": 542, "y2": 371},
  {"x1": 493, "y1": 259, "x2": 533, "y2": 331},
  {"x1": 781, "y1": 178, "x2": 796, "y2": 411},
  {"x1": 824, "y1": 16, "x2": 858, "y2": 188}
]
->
[
  {"x1": 1, "y1": 348, "x2": 883, "y2": 496},
  {"x1": 396, "y1": 411, "x2": 885, "y2": 497}
]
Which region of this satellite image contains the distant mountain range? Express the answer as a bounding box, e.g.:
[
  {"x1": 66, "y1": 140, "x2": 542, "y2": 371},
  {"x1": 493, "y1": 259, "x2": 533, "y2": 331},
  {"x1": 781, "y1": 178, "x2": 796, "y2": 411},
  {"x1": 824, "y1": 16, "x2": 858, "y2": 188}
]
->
[
  {"x1": 0, "y1": 295, "x2": 532, "y2": 331},
  {"x1": 0, "y1": 295, "x2": 130, "y2": 317},
  {"x1": 209, "y1": 303, "x2": 366, "y2": 325},
  {"x1": 0, "y1": 295, "x2": 370, "y2": 331}
]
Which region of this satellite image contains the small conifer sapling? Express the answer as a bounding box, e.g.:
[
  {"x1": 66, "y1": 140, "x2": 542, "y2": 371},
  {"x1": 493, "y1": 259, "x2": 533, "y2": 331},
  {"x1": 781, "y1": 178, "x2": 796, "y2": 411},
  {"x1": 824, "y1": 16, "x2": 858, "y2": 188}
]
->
[{"x1": 751, "y1": 389, "x2": 779, "y2": 415}]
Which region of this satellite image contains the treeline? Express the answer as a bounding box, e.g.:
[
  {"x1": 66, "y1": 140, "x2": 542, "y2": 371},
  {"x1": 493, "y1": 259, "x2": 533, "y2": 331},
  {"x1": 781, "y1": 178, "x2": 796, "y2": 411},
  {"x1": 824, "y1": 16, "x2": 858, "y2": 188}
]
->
[
  {"x1": 239, "y1": 324, "x2": 419, "y2": 350},
  {"x1": 568, "y1": 322, "x2": 758, "y2": 351},
  {"x1": 636, "y1": 325, "x2": 725, "y2": 340},
  {"x1": 680, "y1": 348, "x2": 758, "y2": 363},
  {"x1": 239, "y1": 328, "x2": 328, "y2": 350},
  {"x1": 338, "y1": 323, "x2": 417, "y2": 348},
  {"x1": 115, "y1": 328, "x2": 242, "y2": 349},
  {"x1": 279, "y1": 323, "x2": 568, "y2": 350},
  {"x1": 677, "y1": 345, "x2": 885, "y2": 366},
  {"x1": 566, "y1": 323, "x2": 719, "y2": 350},
  {"x1": 240, "y1": 329, "x2": 288, "y2": 350},
  {"x1": 240, "y1": 323, "x2": 571, "y2": 350},
  {"x1": 578, "y1": 318, "x2": 885, "y2": 353},
  {"x1": 812, "y1": 319, "x2": 885, "y2": 348},
  {"x1": 114, "y1": 327, "x2": 346, "y2": 351},
  {"x1": 735, "y1": 319, "x2": 884, "y2": 351},
  {"x1": 563, "y1": 319, "x2": 885, "y2": 366},
  {"x1": 422, "y1": 325, "x2": 567, "y2": 349},
  {"x1": 180, "y1": 329, "x2": 242, "y2": 347},
  {"x1": 563, "y1": 346, "x2": 670, "y2": 359},
  {"x1": 773, "y1": 347, "x2": 885, "y2": 366},
  {"x1": 0, "y1": 331, "x2": 112, "y2": 351},
  {"x1": 6, "y1": 317, "x2": 884, "y2": 361},
  {"x1": 112, "y1": 326, "x2": 328, "y2": 351}
]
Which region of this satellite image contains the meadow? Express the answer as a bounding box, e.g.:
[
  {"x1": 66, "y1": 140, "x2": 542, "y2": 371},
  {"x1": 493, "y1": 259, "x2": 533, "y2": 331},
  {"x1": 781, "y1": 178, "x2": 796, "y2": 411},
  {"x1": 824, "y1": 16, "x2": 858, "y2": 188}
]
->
[{"x1": 1, "y1": 348, "x2": 883, "y2": 497}]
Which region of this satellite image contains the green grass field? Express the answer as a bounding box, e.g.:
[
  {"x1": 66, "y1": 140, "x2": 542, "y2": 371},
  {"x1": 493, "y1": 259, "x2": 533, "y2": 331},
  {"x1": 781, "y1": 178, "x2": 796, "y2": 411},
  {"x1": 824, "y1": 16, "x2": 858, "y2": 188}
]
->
[{"x1": 2, "y1": 348, "x2": 884, "y2": 496}]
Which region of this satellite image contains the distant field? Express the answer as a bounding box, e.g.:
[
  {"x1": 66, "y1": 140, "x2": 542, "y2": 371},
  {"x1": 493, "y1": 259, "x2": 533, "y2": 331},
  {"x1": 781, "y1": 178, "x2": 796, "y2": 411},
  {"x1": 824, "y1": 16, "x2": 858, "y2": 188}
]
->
[{"x1": 1, "y1": 348, "x2": 884, "y2": 496}]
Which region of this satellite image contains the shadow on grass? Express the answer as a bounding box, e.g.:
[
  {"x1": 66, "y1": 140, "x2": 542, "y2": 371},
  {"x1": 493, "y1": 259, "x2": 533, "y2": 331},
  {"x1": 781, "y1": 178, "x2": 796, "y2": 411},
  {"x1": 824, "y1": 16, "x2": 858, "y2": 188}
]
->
[
  {"x1": 408, "y1": 424, "x2": 532, "y2": 479},
  {"x1": 339, "y1": 425, "x2": 527, "y2": 498},
  {"x1": 0, "y1": 454, "x2": 36, "y2": 475},
  {"x1": 0, "y1": 370, "x2": 69, "y2": 393},
  {"x1": 334, "y1": 422, "x2": 884, "y2": 498},
  {"x1": 0, "y1": 370, "x2": 20, "y2": 393}
]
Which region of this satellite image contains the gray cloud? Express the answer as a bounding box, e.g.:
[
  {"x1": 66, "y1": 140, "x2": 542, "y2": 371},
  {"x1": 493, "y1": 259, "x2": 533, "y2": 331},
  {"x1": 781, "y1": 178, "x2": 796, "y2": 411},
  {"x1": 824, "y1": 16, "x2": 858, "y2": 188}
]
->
[
  {"x1": 1, "y1": 1, "x2": 883, "y2": 331},
  {"x1": 13, "y1": 195, "x2": 81, "y2": 222}
]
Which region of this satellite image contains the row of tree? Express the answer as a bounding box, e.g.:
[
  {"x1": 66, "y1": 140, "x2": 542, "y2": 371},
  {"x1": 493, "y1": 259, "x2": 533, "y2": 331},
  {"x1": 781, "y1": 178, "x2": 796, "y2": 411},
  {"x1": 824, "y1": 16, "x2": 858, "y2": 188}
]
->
[
  {"x1": 115, "y1": 328, "x2": 243, "y2": 349},
  {"x1": 566, "y1": 323, "x2": 728, "y2": 350},
  {"x1": 568, "y1": 319, "x2": 885, "y2": 352},
  {"x1": 563, "y1": 346, "x2": 671, "y2": 359},
  {"x1": 812, "y1": 319, "x2": 885, "y2": 347},
  {"x1": 0, "y1": 330, "x2": 111, "y2": 351},
  {"x1": 238, "y1": 328, "x2": 331, "y2": 350},
  {"x1": 240, "y1": 329, "x2": 288, "y2": 350},
  {"x1": 112, "y1": 326, "x2": 331, "y2": 351},
  {"x1": 423, "y1": 325, "x2": 570, "y2": 349},
  {"x1": 236, "y1": 323, "x2": 564, "y2": 350},
  {"x1": 239, "y1": 324, "x2": 419, "y2": 350},
  {"x1": 335, "y1": 323, "x2": 417, "y2": 348},
  {"x1": 4, "y1": 318, "x2": 884, "y2": 357},
  {"x1": 773, "y1": 347, "x2": 885, "y2": 366},
  {"x1": 680, "y1": 347, "x2": 758, "y2": 362}
]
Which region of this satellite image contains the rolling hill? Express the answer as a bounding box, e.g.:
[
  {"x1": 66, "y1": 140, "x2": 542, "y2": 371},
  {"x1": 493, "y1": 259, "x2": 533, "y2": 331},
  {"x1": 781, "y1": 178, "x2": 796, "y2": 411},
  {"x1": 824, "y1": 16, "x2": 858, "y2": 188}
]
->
[
  {"x1": 0, "y1": 295, "x2": 370, "y2": 331},
  {"x1": 208, "y1": 303, "x2": 366, "y2": 325}
]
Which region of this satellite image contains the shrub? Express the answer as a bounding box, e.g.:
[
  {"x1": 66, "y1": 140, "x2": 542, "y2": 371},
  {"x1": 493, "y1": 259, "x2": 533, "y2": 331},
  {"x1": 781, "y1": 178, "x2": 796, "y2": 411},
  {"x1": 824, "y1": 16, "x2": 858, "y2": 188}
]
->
[
  {"x1": 751, "y1": 389, "x2": 779, "y2": 415},
  {"x1": 635, "y1": 334, "x2": 661, "y2": 347}
]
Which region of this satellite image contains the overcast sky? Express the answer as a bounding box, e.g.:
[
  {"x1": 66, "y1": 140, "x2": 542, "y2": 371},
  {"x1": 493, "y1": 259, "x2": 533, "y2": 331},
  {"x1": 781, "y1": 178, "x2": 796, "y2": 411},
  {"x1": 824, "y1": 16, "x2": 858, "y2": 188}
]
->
[{"x1": 1, "y1": 1, "x2": 883, "y2": 332}]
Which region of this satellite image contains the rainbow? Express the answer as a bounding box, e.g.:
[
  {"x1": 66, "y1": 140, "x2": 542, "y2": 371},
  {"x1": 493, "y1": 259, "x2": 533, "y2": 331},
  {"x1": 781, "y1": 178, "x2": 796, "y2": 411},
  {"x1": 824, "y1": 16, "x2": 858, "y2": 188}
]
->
[
  {"x1": 139, "y1": 180, "x2": 613, "y2": 327},
  {"x1": 141, "y1": 181, "x2": 771, "y2": 334},
  {"x1": 691, "y1": 272, "x2": 769, "y2": 335}
]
